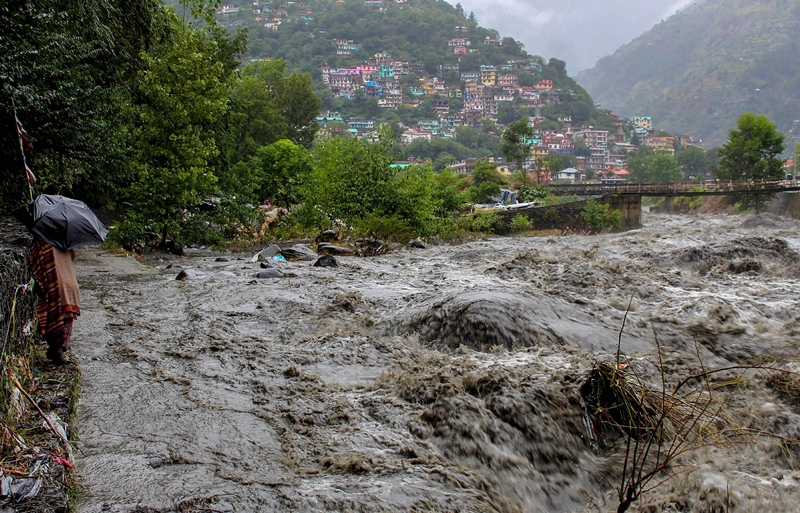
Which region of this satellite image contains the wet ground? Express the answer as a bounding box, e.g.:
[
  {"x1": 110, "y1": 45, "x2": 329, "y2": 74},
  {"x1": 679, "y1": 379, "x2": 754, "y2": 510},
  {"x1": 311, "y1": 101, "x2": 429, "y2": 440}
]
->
[{"x1": 72, "y1": 213, "x2": 800, "y2": 512}]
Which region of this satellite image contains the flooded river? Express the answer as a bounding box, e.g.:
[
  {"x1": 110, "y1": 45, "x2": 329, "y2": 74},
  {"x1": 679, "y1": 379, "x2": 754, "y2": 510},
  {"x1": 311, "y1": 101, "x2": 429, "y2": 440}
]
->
[{"x1": 73, "y1": 213, "x2": 800, "y2": 512}]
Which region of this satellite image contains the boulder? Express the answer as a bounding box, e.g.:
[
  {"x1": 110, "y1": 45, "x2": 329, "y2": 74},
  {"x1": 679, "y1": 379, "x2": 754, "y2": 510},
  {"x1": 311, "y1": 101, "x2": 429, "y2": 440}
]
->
[
  {"x1": 175, "y1": 269, "x2": 207, "y2": 281},
  {"x1": 249, "y1": 244, "x2": 282, "y2": 263},
  {"x1": 316, "y1": 229, "x2": 339, "y2": 243},
  {"x1": 255, "y1": 268, "x2": 284, "y2": 279},
  {"x1": 215, "y1": 257, "x2": 229, "y2": 262},
  {"x1": 355, "y1": 237, "x2": 387, "y2": 256},
  {"x1": 408, "y1": 239, "x2": 426, "y2": 249},
  {"x1": 313, "y1": 255, "x2": 339, "y2": 268},
  {"x1": 317, "y1": 242, "x2": 355, "y2": 256},
  {"x1": 281, "y1": 244, "x2": 317, "y2": 261}
]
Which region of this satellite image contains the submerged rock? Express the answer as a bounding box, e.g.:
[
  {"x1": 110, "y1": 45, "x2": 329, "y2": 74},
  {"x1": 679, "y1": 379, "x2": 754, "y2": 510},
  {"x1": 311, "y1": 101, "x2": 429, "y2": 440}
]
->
[
  {"x1": 313, "y1": 255, "x2": 338, "y2": 268},
  {"x1": 394, "y1": 290, "x2": 643, "y2": 354},
  {"x1": 175, "y1": 269, "x2": 206, "y2": 281},
  {"x1": 255, "y1": 268, "x2": 284, "y2": 279}
]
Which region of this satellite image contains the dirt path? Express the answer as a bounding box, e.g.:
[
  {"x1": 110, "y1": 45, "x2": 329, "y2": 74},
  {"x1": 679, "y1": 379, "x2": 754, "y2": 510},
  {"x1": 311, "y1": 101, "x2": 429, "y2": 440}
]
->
[{"x1": 71, "y1": 214, "x2": 800, "y2": 512}]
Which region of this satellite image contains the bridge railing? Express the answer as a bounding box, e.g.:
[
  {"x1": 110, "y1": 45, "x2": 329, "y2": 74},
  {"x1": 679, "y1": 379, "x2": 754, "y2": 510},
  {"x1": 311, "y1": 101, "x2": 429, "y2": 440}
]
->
[{"x1": 547, "y1": 179, "x2": 797, "y2": 196}]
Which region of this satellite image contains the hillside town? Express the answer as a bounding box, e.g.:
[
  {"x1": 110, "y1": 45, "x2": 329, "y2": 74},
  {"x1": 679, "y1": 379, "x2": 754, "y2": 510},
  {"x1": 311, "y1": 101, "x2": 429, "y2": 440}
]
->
[{"x1": 216, "y1": 1, "x2": 709, "y2": 183}]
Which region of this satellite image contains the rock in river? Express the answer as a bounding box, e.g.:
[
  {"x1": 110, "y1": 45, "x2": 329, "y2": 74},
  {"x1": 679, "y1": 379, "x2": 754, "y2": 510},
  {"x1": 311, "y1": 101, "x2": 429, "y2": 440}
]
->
[
  {"x1": 175, "y1": 269, "x2": 207, "y2": 281},
  {"x1": 281, "y1": 244, "x2": 317, "y2": 261},
  {"x1": 313, "y1": 255, "x2": 339, "y2": 268},
  {"x1": 255, "y1": 268, "x2": 284, "y2": 279},
  {"x1": 316, "y1": 229, "x2": 339, "y2": 243},
  {"x1": 317, "y1": 242, "x2": 355, "y2": 256}
]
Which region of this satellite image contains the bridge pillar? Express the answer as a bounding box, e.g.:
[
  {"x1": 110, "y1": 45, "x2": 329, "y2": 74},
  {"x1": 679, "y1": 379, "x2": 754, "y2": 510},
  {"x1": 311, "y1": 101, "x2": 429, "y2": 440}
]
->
[{"x1": 600, "y1": 195, "x2": 641, "y2": 229}]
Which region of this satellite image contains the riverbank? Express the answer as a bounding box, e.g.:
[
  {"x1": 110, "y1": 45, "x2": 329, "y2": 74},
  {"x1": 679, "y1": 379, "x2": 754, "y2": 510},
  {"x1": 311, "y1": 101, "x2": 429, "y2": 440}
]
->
[
  {"x1": 67, "y1": 212, "x2": 800, "y2": 512},
  {"x1": 0, "y1": 220, "x2": 80, "y2": 512}
]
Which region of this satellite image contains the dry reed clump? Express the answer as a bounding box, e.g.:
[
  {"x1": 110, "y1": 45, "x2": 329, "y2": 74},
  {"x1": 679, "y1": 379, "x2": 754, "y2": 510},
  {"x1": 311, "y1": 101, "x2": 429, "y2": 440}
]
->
[
  {"x1": 581, "y1": 343, "x2": 800, "y2": 513},
  {"x1": 764, "y1": 371, "x2": 800, "y2": 412},
  {"x1": 581, "y1": 355, "x2": 749, "y2": 513}
]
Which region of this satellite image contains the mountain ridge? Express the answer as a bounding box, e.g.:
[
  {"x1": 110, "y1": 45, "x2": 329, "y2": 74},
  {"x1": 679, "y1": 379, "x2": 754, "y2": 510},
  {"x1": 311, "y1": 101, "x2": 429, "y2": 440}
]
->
[{"x1": 578, "y1": 0, "x2": 800, "y2": 148}]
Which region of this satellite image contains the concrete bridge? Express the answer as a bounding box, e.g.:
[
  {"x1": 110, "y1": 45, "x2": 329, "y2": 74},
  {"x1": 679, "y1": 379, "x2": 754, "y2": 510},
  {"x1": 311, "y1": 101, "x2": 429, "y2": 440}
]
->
[{"x1": 547, "y1": 180, "x2": 800, "y2": 197}]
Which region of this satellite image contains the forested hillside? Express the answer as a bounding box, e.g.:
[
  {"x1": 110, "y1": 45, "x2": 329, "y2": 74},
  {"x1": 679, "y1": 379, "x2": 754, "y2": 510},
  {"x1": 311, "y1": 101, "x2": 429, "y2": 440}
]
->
[
  {"x1": 205, "y1": 0, "x2": 615, "y2": 162},
  {"x1": 578, "y1": 0, "x2": 800, "y2": 148}
]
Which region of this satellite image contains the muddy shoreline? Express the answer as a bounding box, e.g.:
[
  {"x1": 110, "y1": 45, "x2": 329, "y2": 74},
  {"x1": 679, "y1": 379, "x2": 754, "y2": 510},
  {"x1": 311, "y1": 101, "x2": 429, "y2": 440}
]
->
[{"x1": 71, "y1": 213, "x2": 800, "y2": 512}]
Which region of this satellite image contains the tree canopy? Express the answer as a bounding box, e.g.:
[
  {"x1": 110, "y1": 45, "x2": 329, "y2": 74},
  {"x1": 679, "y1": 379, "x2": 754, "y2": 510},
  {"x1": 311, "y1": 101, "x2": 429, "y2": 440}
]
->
[
  {"x1": 716, "y1": 112, "x2": 785, "y2": 181},
  {"x1": 499, "y1": 119, "x2": 534, "y2": 184}
]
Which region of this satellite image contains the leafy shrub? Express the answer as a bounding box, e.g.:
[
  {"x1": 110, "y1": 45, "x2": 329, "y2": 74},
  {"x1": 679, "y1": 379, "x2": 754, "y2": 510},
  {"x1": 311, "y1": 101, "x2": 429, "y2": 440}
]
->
[
  {"x1": 517, "y1": 184, "x2": 549, "y2": 203},
  {"x1": 354, "y1": 213, "x2": 413, "y2": 242},
  {"x1": 175, "y1": 216, "x2": 225, "y2": 248},
  {"x1": 110, "y1": 213, "x2": 161, "y2": 252},
  {"x1": 543, "y1": 209, "x2": 561, "y2": 225},
  {"x1": 457, "y1": 211, "x2": 503, "y2": 234},
  {"x1": 510, "y1": 214, "x2": 533, "y2": 232},
  {"x1": 580, "y1": 200, "x2": 621, "y2": 231}
]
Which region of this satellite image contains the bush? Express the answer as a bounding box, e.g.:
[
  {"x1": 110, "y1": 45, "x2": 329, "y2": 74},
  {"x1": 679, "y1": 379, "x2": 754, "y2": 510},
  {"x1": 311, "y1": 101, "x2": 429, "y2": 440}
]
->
[
  {"x1": 354, "y1": 213, "x2": 414, "y2": 242},
  {"x1": 518, "y1": 184, "x2": 549, "y2": 202},
  {"x1": 510, "y1": 214, "x2": 532, "y2": 232},
  {"x1": 580, "y1": 200, "x2": 621, "y2": 231},
  {"x1": 110, "y1": 213, "x2": 161, "y2": 252},
  {"x1": 457, "y1": 211, "x2": 504, "y2": 234}
]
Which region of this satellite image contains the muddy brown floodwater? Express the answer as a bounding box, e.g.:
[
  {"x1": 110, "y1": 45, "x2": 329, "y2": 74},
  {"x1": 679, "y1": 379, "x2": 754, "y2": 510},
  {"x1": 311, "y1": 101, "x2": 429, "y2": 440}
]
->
[{"x1": 72, "y1": 213, "x2": 800, "y2": 513}]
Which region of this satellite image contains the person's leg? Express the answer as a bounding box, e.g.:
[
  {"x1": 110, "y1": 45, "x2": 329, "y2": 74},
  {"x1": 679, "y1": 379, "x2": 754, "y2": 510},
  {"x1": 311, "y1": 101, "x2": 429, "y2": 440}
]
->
[
  {"x1": 44, "y1": 332, "x2": 64, "y2": 363},
  {"x1": 44, "y1": 318, "x2": 72, "y2": 364},
  {"x1": 62, "y1": 318, "x2": 74, "y2": 351}
]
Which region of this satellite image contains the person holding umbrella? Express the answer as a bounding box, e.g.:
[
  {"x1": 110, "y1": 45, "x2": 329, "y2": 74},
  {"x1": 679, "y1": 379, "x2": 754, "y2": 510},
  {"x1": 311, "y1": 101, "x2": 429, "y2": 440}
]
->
[{"x1": 22, "y1": 184, "x2": 107, "y2": 364}]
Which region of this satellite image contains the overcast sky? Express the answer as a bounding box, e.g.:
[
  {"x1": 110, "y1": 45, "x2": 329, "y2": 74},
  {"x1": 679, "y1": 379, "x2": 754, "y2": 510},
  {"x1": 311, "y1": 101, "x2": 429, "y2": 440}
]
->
[{"x1": 451, "y1": 0, "x2": 695, "y2": 73}]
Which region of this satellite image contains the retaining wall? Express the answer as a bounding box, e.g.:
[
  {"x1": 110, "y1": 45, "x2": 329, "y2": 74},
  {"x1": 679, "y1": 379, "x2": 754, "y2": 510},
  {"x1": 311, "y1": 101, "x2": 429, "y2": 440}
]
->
[
  {"x1": 497, "y1": 195, "x2": 641, "y2": 231},
  {"x1": 0, "y1": 218, "x2": 36, "y2": 420}
]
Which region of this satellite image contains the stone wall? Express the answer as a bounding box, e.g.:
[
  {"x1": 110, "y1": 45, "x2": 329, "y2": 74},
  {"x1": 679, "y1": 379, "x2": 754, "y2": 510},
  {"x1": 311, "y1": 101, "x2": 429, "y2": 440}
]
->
[
  {"x1": 0, "y1": 218, "x2": 36, "y2": 418},
  {"x1": 497, "y1": 195, "x2": 641, "y2": 231}
]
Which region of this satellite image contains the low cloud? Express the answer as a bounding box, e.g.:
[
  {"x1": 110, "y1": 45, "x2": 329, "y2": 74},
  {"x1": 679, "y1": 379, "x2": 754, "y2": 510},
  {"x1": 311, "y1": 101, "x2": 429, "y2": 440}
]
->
[{"x1": 451, "y1": 0, "x2": 696, "y2": 72}]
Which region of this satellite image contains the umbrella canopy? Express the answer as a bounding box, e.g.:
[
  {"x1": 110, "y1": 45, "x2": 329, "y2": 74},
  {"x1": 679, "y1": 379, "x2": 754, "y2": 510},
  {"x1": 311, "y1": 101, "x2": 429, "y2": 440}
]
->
[{"x1": 17, "y1": 194, "x2": 109, "y2": 250}]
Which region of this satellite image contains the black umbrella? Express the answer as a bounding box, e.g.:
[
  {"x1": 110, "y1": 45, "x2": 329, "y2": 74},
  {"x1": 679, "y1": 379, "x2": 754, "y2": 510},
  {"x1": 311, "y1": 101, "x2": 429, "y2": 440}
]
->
[{"x1": 16, "y1": 194, "x2": 109, "y2": 250}]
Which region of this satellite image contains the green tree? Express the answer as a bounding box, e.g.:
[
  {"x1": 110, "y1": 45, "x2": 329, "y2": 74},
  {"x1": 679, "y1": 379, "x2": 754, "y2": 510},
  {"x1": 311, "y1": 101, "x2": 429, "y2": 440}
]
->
[
  {"x1": 647, "y1": 154, "x2": 683, "y2": 182},
  {"x1": 498, "y1": 102, "x2": 520, "y2": 125},
  {"x1": 456, "y1": 126, "x2": 481, "y2": 149},
  {"x1": 580, "y1": 200, "x2": 621, "y2": 231},
  {"x1": 227, "y1": 59, "x2": 320, "y2": 164},
  {"x1": 0, "y1": 0, "x2": 172, "y2": 211},
  {"x1": 627, "y1": 146, "x2": 656, "y2": 182},
  {"x1": 434, "y1": 152, "x2": 456, "y2": 172},
  {"x1": 676, "y1": 146, "x2": 709, "y2": 181},
  {"x1": 304, "y1": 131, "x2": 434, "y2": 233},
  {"x1": 125, "y1": 13, "x2": 233, "y2": 246},
  {"x1": 716, "y1": 113, "x2": 785, "y2": 181},
  {"x1": 499, "y1": 119, "x2": 534, "y2": 184},
  {"x1": 431, "y1": 168, "x2": 469, "y2": 216},
  {"x1": 252, "y1": 139, "x2": 312, "y2": 208},
  {"x1": 469, "y1": 160, "x2": 505, "y2": 203}
]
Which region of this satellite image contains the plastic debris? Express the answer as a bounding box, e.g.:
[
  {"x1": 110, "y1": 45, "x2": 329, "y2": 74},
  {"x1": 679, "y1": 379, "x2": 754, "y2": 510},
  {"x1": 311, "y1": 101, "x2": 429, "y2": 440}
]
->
[
  {"x1": 44, "y1": 413, "x2": 69, "y2": 441},
  {"x1": 272, "y1": 255, "x2": 287, "y2": 262},
  {"x1": 0, "y1": 476, "x2": 12, "y2": 497},
  {"x1": 8, "y1": 477, "x2": 41, "y2": 502},
  {"x1": 52, "y1": 456, "x2": 72, "y2": 468}
]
